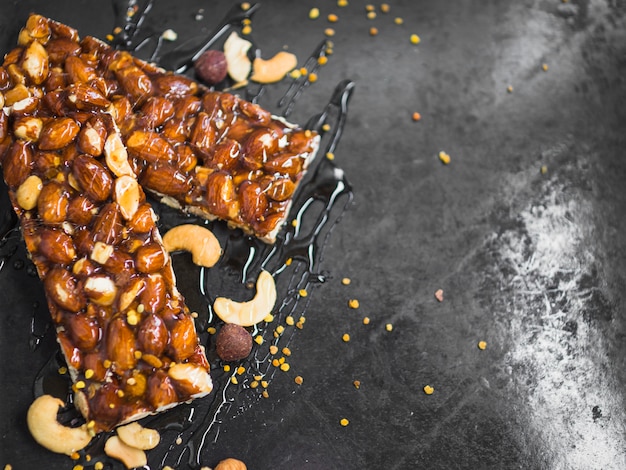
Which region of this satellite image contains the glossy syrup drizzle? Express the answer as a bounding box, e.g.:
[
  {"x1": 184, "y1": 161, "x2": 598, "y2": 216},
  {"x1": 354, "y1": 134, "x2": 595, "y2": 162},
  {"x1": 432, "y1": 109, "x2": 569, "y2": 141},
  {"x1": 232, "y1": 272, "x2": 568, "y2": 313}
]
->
[{"x1": 1, "y1": 2, "x2": 356, "y2": 468}]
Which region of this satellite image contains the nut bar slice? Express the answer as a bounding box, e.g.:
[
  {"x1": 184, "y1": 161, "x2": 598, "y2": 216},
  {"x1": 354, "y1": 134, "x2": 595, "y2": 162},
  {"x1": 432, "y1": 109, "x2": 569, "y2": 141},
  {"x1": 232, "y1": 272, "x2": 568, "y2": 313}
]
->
[
  {"x1": 1, "y1": 15, "x2": 212, "y2": 433},
  {"x1": 2, "y1": 14, "x2": 320, "y2": 244}
]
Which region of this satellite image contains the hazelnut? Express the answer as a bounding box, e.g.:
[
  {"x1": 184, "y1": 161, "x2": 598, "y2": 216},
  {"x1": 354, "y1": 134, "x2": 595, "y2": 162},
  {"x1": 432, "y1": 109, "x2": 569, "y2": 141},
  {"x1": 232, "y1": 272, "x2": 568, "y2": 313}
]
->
[
  {"x1": 215, "y1": 458, "x2": 247, "y2": 470},
  {"x1": 215, "y1": 323, "x2": 253, "y2": 361},
  {"x1": 194, "y1": 50, "x2": 228, "y2": 85}
]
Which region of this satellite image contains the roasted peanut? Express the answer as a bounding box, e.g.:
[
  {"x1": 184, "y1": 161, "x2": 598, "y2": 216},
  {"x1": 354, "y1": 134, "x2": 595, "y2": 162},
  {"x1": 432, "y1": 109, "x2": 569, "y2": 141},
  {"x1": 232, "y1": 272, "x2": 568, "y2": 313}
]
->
[
  {"x1": 84, "y1": 274, "x2": 118, "y2": 306},
  {"x1": 21, "y1": 39, "x2": 49, "y2": 85},
  {"x1": 114, "y1": 175, "x2": 141, "y2": 220},
  {"x1": 13, "y1": 116, "x2": 43, "y2": 141},
  {"x1": 15, "y1": 174, "x2": 43, "y2": 210},
  {"x1": 104, "y1": 131, "x2": 134, "y2": 177},
  {"x1": 162, "y1": 224, "x2": 221, "y2": 268}
]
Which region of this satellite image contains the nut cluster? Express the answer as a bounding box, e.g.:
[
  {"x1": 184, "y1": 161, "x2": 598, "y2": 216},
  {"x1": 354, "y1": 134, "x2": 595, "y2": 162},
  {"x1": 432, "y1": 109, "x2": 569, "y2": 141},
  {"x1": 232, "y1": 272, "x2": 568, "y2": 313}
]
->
[{"x1": 1, "y1": 15, "x2": 219, "y2": 433}]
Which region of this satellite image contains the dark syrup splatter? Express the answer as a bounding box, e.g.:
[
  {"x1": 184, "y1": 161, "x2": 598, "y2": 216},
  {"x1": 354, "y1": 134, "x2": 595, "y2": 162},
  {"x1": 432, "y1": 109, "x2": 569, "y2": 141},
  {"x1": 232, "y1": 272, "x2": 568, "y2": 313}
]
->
[{"x1": 6, "y1": 2, "x2": 355, "y2": 468}]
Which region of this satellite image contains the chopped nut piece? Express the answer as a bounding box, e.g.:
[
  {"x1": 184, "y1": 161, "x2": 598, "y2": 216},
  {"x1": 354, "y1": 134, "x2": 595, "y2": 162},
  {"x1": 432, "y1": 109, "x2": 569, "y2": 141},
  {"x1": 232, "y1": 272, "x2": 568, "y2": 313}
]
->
[
  {"x1": 434, "y1": 289, "x2": 444, "y2": 302},
  {"x1": 161, "y1": 29, "x2": 177, "y2": 41}
]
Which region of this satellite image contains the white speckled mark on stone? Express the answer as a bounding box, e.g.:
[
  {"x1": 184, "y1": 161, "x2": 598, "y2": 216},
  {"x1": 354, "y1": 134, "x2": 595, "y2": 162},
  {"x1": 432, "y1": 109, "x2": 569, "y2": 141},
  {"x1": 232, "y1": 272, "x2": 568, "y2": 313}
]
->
[{"x1": 491, "y1": 170, "x2": 626, "y2": 470}]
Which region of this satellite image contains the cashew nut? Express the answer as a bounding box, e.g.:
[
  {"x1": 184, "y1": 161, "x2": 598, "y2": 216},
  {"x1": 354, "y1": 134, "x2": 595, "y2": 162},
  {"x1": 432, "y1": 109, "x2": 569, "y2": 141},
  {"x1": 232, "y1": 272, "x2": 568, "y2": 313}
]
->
[
  {"x1": 213, "y1": 270, "x2": 276, "y2": 326},
  {"x1": 223, "y1": 32, "x2": 252, "y2": 83},
  {"x1": 116, "y1": 422, "x2": 160, "y2": 450},
  {"x1": 162, "y1": 224, "x2": 221, "y2": 268},
  {"x1": 251, "y1": 51, "x2": 298, "y2": 84},
  {"x1": 104, "y1": 435, "x2": 147, "y2": 469},
  {"x1": 26, "y1": 395, "x2": 92, "y2": 455}
]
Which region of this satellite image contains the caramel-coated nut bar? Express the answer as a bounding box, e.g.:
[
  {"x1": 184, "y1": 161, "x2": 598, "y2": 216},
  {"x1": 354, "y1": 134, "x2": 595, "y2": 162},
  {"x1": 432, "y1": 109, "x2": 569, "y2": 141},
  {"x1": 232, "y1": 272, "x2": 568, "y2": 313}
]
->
[{"x1": 1, "y1": 14, "x2": 222, "y2": 434}]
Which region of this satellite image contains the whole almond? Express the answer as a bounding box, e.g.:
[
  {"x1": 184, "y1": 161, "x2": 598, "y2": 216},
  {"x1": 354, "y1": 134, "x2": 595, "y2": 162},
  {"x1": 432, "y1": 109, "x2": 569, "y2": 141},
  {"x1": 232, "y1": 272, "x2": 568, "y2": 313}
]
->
[
  {"x1": 66, "y1": 312, "x2": 101, "y2": 351},
  {"x1": 44, "y1": 267, "x2": 85, "y2": 312},
  {"x1": 106, "y1": 317, "x2": 137, "y2": 371},
  {"x1": 140, "y1": 162, "x2": 191, "y2": 196},
  {"x1": 91, "y1": 202, "x2": 123, "y2": 245},
  {"x1": 72, "y1": 154, "x2": 113, "y2": 202},
  {"x1": 126, "y1": 130, "x2": 176, "y2": 163},
  {"x1": 65, "y1": 55, "x2": 97, "y2": 84},
  {"x1": 168, "y1": 314, "x2": 197, "y2": 362},
  {"x1": 66, "y1": 195, "x2": 97, "y2": 226},
  {"x1": 38, "y1": 227, "x2": 76, "y2": 265},
  {"x1": 139, "y1": 96, "x2": 174, "y2": 129},
  {"x1": 139, "y1": 273, "x2": 166, "y2": 314},
  {"x1": 146, "y1": 371, "x2": 177, "y2": 409},
  {"x1": 45, "y1": 37, "x2": 81, "y2": 65},
  {"x1": 154, "y1": 74, "x2": 198, "y2": 98},
  {"x1": 137, "y1": 313, "x2": 168, "y2": 356},
  {"x1": 135, "y1": 243, "x2": 167, "y2": 274},
  {"x1": 67, "y1": 83, "x2": 110, "y2": 110},
  {"x1": 38, "y1": 117, "x2": 80, "y2": 150},
  {"x1": 3, "y1": 140, "x2": 34, "y2": 188}
]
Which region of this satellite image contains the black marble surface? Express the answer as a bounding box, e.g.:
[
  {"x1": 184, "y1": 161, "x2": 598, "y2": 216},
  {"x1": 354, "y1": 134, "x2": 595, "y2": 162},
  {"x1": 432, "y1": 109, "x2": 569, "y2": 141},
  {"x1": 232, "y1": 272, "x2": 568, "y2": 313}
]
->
[{"x1": 1, "y1": 1, "x2": 626, "y2": 469}]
